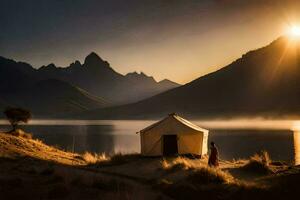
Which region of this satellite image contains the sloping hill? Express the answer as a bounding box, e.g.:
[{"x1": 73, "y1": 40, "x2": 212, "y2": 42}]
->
[
  {"x1": 2, "y1": 79, "x2": 109, "y2": 117},
  {"x1": 0, "y1": 56, "x2": 38, "y2": 92},
  {"x1": 0, "y1": 56, "x2": 110, "y2": 116},
  {"x1": 0, "y1": 132, "x2": 84, "y2": 165},
  {"x1": 79, "y1": 36, "x2": 300, "y2": 119}
]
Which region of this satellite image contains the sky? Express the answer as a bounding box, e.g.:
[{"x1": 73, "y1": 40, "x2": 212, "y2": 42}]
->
[{"x1": 1, "y1": 0, "x2": 300, "y2": 84}]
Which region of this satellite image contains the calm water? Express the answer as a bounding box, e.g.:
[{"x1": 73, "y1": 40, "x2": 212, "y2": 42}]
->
[{"x1": 0, "y1": 119, "x2": 299, "y2": 164}]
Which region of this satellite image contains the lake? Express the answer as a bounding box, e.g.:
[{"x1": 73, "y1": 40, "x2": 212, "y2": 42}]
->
[{"x1": 0, "y1": 119, "x2": 299, "y2": 164}]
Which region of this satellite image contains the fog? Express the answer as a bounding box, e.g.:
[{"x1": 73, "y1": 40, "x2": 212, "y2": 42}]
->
[{"x1": 1, "y1": 118, "x2": 300, "y2": 131}]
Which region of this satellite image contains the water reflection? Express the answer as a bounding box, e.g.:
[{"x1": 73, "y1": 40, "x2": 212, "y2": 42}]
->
[
  {"x1": 0, "y1": 120, "x2": 300, "y2": 164},
  {"x1": 0, "y1": 124, "x2": 140, "y2": 154},
  {"x1": 209, "y1": 130, "x2": 294, "y2": 162},
  {"x1": 293, "y1": 131, "x2": 300, "y2": 165}
]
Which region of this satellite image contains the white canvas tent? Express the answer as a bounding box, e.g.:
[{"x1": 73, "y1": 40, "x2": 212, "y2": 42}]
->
[{"x1": 138, "y1": 113, "x2": 209, "y2": 156}]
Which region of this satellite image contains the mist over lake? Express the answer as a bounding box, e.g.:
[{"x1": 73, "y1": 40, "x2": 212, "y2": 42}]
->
[{"x1": 1, "y1": 119, "x2": 298, "y2": 164}]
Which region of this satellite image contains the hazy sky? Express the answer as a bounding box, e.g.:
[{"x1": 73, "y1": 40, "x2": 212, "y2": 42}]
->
[{"x1": 1, "y1": 0, "x2": 300, "y2": 84}]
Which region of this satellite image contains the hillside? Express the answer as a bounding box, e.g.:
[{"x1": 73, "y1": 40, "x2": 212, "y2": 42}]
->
[
  {"x1": 0, "y1": 79, "x2": 109, "y2": 117},
  {"x1": 0, "y1": 56, "x2": 109, "y2": 116},
  {"x1": 0, "y1": 57, "x2": 38, "y2": 92},
  {"x1": 79, "y1": 36, "x2": 300, "y2": 119},
  {"x1": 0, "y1": 132, "x2": 84, "y2": 165}
]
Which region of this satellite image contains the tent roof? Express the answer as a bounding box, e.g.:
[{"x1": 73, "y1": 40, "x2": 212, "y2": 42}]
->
[{"x1": 139, "y1": 114, "x2": 208, "y2": 133}]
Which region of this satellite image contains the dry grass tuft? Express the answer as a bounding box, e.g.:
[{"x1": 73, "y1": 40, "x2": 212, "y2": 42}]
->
[
  {"x1": 187, "y1": 167, "x2": 235, "y2": 184},
  {"x1": 242, "y1": 151, "x2": 273, "y2": 174},
  {"x1": 158, "y1": 163, "x2": 239, "y2": 200},
  {"x1": 8, "y1": 129, "x2": 32, "y2": 139},
  {"x1": 161, "y1": 157, "x2": 234, "y2": 184},
  {"x1": 161, "y1": 157, "x2": 196, "y2": 171},
  {"x1": 82, "y1": 152, "x2": 108, "y2": 164},
  {"x1": 88, "y1": 153, "x2": 141, "y2": 167}
]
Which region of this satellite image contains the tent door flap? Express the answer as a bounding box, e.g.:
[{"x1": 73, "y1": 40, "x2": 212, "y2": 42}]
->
[{"x1": 162, "y1": 135, "x2": 178, "y2": 156}]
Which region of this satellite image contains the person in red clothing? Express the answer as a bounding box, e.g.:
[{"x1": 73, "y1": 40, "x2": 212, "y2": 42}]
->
[{"x1": 208, "y1": 142, "x2": 219, "y2": 167}]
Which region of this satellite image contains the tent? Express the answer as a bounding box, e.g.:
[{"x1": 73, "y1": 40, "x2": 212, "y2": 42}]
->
[{"x1": 138, "y1": 113, "x2": 209, "y2": 156}]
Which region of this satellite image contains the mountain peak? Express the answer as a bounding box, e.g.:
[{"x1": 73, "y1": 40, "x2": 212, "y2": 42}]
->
[
  {"x1": 83, "y1": 52, "x2": 111, "y2": 70},
  {"x1": 74, "y1": 60, "x2": 81, "y2": 65},
  {"x1": 69, "y1": 60, "x2": 81, "y2": 67},
  {"x1": 158, "y1": 79, "x2": 181, "y2": 87},
  {"x1": 126, "y1": 71, "x2": 150, "y2": 77},
  {"x1": 39, "y1": 63, "x2": 57, "y2": 71},
  {"x1": 47, "y1": 63, "x2": 57, "y2": 68},
  {"x1": 265, "y1": 35, "x2": 300, "y2": 50},
  {"x1": 140, "y1": 72, "x2": 148, "y2": 77},
  {"x1": 85, "y1": 52, "x2": 104, "y2": 63},
  {"x1": 126, "y1": 71, "x2": 156, "y2": 82}
]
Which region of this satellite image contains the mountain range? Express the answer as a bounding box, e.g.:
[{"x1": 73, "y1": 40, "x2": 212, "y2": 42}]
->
[
  {"x1": 37, "y1": 52, "x2": 179, "y2": 104},
  {"x1": 79, "y1": 36, "x2": 300, "y2": 119},
  {"x1": 0, "y1": 53, "x2": 180, "y2": 116}
]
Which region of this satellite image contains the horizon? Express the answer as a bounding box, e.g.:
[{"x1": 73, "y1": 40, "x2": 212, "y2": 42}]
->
[
  {"x1": 2, "y1": 0, "x2": 300, "y2": 84},
  {"x1": 1, "y1": 34, "x2": 297, "y2": 85}
]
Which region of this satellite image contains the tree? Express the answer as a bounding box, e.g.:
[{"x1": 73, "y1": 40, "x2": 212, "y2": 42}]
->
[{"x1": 3, "y1": 107, "x2": 32, "y2": 132}]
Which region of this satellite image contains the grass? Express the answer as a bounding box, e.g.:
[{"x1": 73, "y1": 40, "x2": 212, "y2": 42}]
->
[
  {"x1": 160, "y1": 156, "x2": 235, "y2": 189},
  {"x1": 2, "y1": 131, "x2": 293, "y2": 199},
  {"x1": 242, "y1": 151, "x2": 274, "y2": 174},
  {"x1": 187, "y1": 167, "x2": 235, "y2": 184},
  {"x1": 161, "y1": 157, "x2": 195, "y2": 171},
  {"x1": 82, "y1": 152, "x2": 108, "y2": 164},
  {"x1": 90, "y1": 153, "x2": 141, "y2": 167},
  {"x1": 0, "y1": 132, "x2": 85, "y2": 165},
  {"x1": 158, "y1": 164, "x2": 243, "y2": 200},
  {"x1": 157, "y1": 158, "x2": 271, "y2": 200},
  {"x1": 161, "y1": 157, "x2": 234, "y2": 184},
  {"x1": 8, "y1": 129, "x2": 32, "y2": 139}
]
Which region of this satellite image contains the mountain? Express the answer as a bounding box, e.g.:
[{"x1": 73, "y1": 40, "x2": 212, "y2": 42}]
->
[
  {"x1": 5, "y1": 79, "x2": 108, "y2": 116},
  {"x1": 79, "y1": 36, "x2": 300, "y2": 119},
  {"x1": 0, "y1": 53, "x2": 179, "y2": 116},
  {"x1": 0, "y1": 57, "x2": 38, "y2": 92},
  {"x1": 0, "y1": 79, "x2": 109, "y2": 117},
  {"x1": 36, "y1": 52, "x2": 181, "y2": 104},
  {"x1": 0, "y1": 56, "x2": 109, "y2": 116}
]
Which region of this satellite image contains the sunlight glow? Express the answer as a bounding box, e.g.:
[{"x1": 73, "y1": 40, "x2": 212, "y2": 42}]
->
[{"x1": 289, "y1": 25, "x2": 300, "y2": 38}]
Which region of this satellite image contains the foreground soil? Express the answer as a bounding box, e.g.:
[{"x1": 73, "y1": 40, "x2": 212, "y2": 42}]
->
[{"x1": 0, "y1": 132, "x2": 300, "y2": 200}]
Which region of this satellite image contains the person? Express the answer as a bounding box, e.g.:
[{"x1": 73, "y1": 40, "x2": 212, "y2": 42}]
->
[{"x1": 208, "y1": 142, "x2": 219, "y2": 167}]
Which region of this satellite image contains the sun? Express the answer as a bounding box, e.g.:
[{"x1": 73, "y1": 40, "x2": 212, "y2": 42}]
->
[{"x1": 289, "y1": 25, "x2": 300, "y2": 37}]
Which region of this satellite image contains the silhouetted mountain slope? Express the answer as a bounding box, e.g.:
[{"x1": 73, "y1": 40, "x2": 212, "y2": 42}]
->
[
  {"x1": 0, "y1": 56, "x2": 38, "y2": 92},
  {"x1": 0, "y1": 52, "x2": 179, "y2": 116},
  {"x1": 0, "y1": 56, "x2": 109, "y2": 116},
  {"x1": 1, "y1": 79, "x2": 108, "y2": 116},
  {"x1": 80, "y1": 36, "x2": 300, "y2": 119},
  {"x1": 36, "y1": 52, "x2": 180, "y2": 104},
  {"x1": 158, "y1": 79, "x2": 180, "y2": 90}
]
